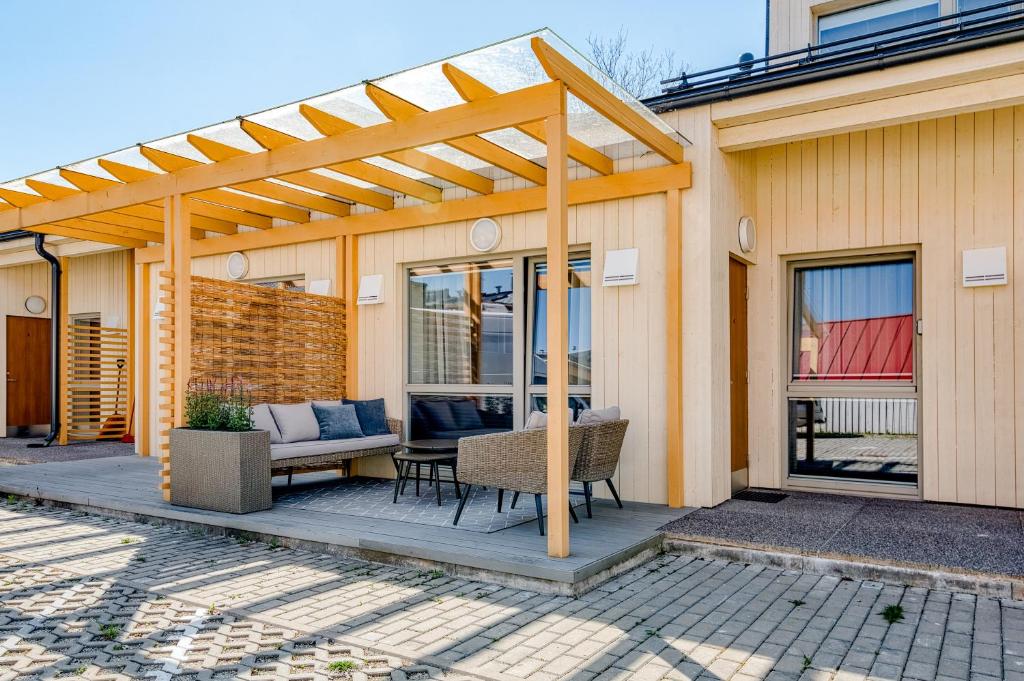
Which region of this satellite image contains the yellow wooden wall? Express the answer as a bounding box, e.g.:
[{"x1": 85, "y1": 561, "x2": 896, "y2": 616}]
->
[
  {"x1": 744, "y1": 106, "x2": 1024, "y2": 509},
  {"x1": 0, "y1": 250, "x2": 128, "y2": 434}
]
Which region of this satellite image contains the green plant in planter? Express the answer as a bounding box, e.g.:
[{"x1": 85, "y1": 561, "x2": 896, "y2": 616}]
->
[{"x1": 185, "y1": 379, "x2": 254, "y2": 432}]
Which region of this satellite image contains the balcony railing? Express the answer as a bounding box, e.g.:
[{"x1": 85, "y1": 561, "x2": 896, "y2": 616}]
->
[{"x1": 658, "y1": 0, "x2": 1024, "y2": 95}]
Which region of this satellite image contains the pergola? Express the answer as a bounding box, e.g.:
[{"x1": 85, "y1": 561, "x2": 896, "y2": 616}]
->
[{"x1": 0, "y1": 31, "x2": 690, "y2": 557}]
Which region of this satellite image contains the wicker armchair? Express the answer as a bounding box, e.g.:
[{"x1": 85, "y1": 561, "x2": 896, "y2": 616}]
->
[
  {"x1": 452, "y1": 426, "x2": 585, "y2": 536},
  {"x1": 572, "y1": 419, "x2": 629, "y2": 517}
]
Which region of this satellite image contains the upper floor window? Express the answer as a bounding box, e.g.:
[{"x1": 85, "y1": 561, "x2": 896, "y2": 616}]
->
[
  {"x1": 957, "y1": 0, "x2": 1016, "y2": 18},
  {"x1": 818, "y1": 0, "x2": 940, "y2": 47}
]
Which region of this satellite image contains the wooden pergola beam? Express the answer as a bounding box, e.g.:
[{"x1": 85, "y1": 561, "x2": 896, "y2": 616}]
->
[
  {"x1": 135, "y1": 163, "x2": 691, "y2": 263},
  {"x1": 239, "y1": 119, "x2": 442, "y2": 203},
  {"x1": 139, "y1": 147, "x2": 316, "y2": 222},
  {"x1": 187, "y1": 133, "x2": 390, "y2": 212},
  {"x1": 365, "y1": 83, "x2": 548, "y2": 185},
  {"x1": 531, "y1": 37, "x2": 685, "y2": 164},
  {"x1": 60, "y1": 168, "x2": 240, "y2": 235},
  {"x1": 0, "y1": 82, "x2": 561, "y2": 233},
  {"x1": 442, "y1": 63, "x2": 615, "y2": 176},
  {"x1": 300, "y1": 104, "x2": 495, "y2": 195}
]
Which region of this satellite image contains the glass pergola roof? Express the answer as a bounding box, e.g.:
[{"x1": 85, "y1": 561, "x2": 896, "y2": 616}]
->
[{"x1": 1, "y1": 29, "x2": 687, "y2": 201}]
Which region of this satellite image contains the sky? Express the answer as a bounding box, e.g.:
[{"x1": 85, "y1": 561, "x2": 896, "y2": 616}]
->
[{"x1": 0, "y1": 0, "x2": 765, "y2": 182}]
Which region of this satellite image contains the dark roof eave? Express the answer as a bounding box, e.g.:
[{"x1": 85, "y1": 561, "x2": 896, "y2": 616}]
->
[{"x1": 644, "y1": 25, "x2": 1024, "y2": 112}]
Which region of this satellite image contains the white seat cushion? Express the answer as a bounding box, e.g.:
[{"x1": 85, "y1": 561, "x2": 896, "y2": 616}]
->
[
  {"x1": 269, "y1": 403, "x2": 320, "y2": 443},
  {"x1": 575, "y1": 406, "x2": 621, "y2": 425},
  {"x1": 270, "y1": 433, "x2": 400, "y2": 462}
]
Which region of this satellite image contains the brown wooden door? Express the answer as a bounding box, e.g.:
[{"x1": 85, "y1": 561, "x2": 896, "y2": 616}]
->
[
  {"x1": 729, "y1": 259, "x2": 749, "y2": 492},
  {"x1": 6, "y1": 316, "x2": 51, "y2": 427}
]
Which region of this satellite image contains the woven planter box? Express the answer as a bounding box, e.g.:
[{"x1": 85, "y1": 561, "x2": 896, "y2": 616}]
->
[{"x1": 169, "y1": 428, "x2": 272, "y2": 514}]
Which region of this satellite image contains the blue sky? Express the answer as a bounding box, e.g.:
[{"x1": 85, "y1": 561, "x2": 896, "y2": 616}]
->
[{"x1": 0, "y1": 0, "x2": 765, "y2": 181}]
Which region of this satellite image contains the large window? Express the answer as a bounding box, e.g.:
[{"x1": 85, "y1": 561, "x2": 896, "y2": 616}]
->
[
  {"x1": 818, "y1": 0, "x2": 940, "y2": 47},
  {"x1": 786, "y1": 255, "x2": 919, "y2": 486},
  {"x1": 406, "y1": 253, "x2": 592, "y2": 438}
]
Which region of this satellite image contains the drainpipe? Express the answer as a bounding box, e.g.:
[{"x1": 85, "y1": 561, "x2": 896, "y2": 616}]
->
[{"x1": 27, "y1": 234, "x2": 61, "y2": 448}]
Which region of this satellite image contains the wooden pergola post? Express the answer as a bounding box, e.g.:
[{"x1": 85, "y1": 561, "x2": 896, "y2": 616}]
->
[
  {"x1": 545, "y1": 81, "x2": 570, "y2": 558},
  {"x1": 344, "y1": 234, "x2": 359, "y2": 400},
  {"x1": 137, "y1": 260, "x2": 150, "y2": 456},
  {"x1": 665, "y1": 188, "x2": 685, "y2": 507}
]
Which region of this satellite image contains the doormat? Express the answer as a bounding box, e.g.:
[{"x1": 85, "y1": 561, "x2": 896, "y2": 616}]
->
[{"x1": 732, "y1": 490, "x2": 788, "y2": 503}]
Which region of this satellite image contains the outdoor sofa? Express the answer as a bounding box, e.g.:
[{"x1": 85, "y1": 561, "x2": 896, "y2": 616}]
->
[{"x1": 252, "y1": 399, "x2": 402, "y2": 485}]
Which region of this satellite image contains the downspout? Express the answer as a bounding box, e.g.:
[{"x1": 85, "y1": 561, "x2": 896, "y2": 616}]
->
[
  {"x1": 28, "y1": 234, "x2": 61, "y2": 448},
  {"x1": 765, "y1": 0, "x2": 771, "y2": 61}
]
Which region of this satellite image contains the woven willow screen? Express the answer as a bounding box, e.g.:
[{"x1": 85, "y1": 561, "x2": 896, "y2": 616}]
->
[{"x1": 190, "y1": 276, "x2": 346, "y2": 404}]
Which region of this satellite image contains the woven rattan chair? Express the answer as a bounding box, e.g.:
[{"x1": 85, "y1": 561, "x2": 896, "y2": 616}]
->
[
  {"x1": 510, "y1": 419, "x2": 629, "y2": 517},
  {"x1": 572, "y1": 419, "x2": 629, "y2": 517},
  {"x1": 452, "y1": 427, "x2": 585, "y2": 536}
]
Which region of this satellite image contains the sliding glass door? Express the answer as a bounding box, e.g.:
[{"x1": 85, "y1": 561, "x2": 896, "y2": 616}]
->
[{"x1": 786, "y1": 254, "x2": 919, "y2": 486}]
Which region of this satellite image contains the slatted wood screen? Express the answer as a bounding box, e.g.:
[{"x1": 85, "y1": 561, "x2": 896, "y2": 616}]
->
[
  {"x1": 190, "y1": 276, "x2": 347, "y2": 404},
  {"x1": 65, "y1": 322, "x2": 129, "y2": 440},
  {"x1": 157, "y1": 269, "x2": 176, "y2": 491}
]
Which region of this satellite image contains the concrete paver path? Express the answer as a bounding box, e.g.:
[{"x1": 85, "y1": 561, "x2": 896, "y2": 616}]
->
[{"x1": 0, "y1": 503, "x2": 1021, "y2": 680}]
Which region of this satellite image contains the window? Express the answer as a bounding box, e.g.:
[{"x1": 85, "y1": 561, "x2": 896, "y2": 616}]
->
[
  {"x1": 792, "y1": 260, "x2": 914, "y2": 382},
  {"x1": 818, "y1": 0, "x2": 940, "y2": 47},
  {"x1": 786, "y1": 255, "x2": 919, "y2": 486},
  {"x1": 405, "y1": 253, "x2": 592, "y2": 438},
  {"x1": 408, "y1": 259, "x2": 514, "y2": 385},
  {"x1": 957, "y1": 0, "x2": 1016, "y2": 19},
  {"x1": 248, "y1": 276, "x2": 306, "y2": 292}
]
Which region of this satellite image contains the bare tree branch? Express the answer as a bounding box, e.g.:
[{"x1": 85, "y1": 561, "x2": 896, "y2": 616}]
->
[{"x1": 586, "y1": 27, "x2": 688, "y2": 99}]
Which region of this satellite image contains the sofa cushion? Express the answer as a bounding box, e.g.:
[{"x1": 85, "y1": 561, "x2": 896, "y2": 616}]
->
[
  {"x1": 342, "y1": 397, "x2": 391, "y2": 436},
  {"x1": 311, "y1": 403, "x2": 364, "y2": 440},
  {"x1": 524, "y1": 409, "x2": 575, "y2": 430},
  {"x1": 575, "y1": 406, "x2": 621, "y2": 425},
  {"x1": 269, "y1": 403, "x2": 320, "y2": 443},
  {"x1": 270, "y1": 433, "x2": 400, "y2": 462},
  {"x1": 449, "y1": 399, "x2": 484, "y2": 430},
  {"x1": 251, "y1": 404, "x2": 283, "y2": 444}
]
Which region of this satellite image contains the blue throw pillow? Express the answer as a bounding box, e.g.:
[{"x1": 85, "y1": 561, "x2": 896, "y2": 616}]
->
[
  {"x1": 311, "y1": 403, "x2": 364, "y2": 440},
  {"x1": 342, "y1": 398, "x2": 391, "y2": 436}
]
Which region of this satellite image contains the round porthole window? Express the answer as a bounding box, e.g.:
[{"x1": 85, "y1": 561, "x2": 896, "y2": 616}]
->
[
  {"x1": 24, "y1": 295, "x2": 46, "y2": 315},
  {"x1": 469, "y1": 217, "x2": 502, "y2": 253},
  {"x1": 738, "y1": 216, "x2": 757, "y2": 254},
  {"x1": 226, "y1": 251, "x2": 249, "y2": 280}
]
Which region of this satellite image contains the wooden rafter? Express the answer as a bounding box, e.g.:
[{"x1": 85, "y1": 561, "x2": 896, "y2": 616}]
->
[
  {"x1": 97, "y1": 159, "x2": 273, "y2": 230},
  {"x1": 138, "y1": 147, "x2": 316, "y2": 222},
  {"x1": 365, "y1": 83, "x2": 548, "y2": 185},
  {"x1": 531, "y1": 37, "x2": 685, "y2": 164},
  {"x1": 240, "y1": 119, "x2": 442, "y2": 203},
  {"x1": 0, "y1": 186, "x2": 156, "y2": 246},
  {"x1": 186, "y1": 134, "x2": 391, "y2": 212},
  {"x1": 0, "y1": 82, "x2": 563, "y2": 232},
  {"x1": 442, "y1": 63, "x2": 614, "y2": 176},
  {"x1": 300, "y1": 104, "x2": 494, "y2": 195},
  {"x1": 25, "y1": 180, "x2": 182, "y2": 241},
  {"x1": 59, "y1": 168, "x2": 239, "y2": 235}
]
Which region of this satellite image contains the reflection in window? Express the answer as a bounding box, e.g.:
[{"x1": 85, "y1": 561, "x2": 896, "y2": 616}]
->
[
  {"x1": 529, "y1": 395, "x2": 592, "y2": 421},
  {"x1": 408, "y1": 260, "x2": 514, "y2": 385},
  {"x1": 818, "y1": 0, "x2": 940, "y2": 48},
  {"x1": 788, "y1": 397, "x2": 918, "y2": 484},
  {"x1": 409, "y1": 394, "x2": 513, "y2": 439},
  {"x1": 793, "y1": 260, "x2": 914, "y2": 382},
  {"x1": 531, "y1": 258, "x2": 592, "y2": 386}
]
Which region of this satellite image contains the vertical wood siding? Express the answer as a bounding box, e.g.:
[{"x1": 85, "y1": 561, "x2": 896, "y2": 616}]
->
[
  {"x1": 1, "y1": 250, "x2": 127, "y2": 434},
  {"x1": 746, "y1": 106, "x2": 1024, "y2": 508}
]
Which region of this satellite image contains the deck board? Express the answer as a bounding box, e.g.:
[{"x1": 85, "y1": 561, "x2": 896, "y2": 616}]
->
[{"x1": 0, "y1": 456, "x2": 691, "y2": 589}]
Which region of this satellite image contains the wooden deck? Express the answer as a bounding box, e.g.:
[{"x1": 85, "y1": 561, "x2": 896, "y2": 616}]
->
[{"x1": 0, "y1": 456, "x2": 691, "y2": 594}]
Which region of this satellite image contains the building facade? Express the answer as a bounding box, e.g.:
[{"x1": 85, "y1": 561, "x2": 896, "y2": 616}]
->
[{"x1": 2, "y1": 2, "x2": 1023, "y2": 511}]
